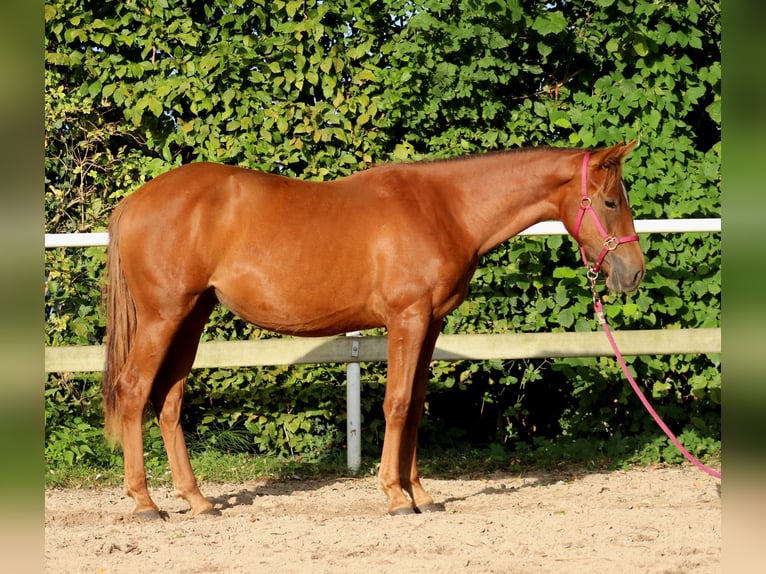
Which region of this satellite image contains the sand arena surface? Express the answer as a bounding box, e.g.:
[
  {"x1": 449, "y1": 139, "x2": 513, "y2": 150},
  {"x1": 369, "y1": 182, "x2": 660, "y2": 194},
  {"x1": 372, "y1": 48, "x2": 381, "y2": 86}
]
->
[{"x1": 45, "y1": 465, "x2": 720, "y2": 573}]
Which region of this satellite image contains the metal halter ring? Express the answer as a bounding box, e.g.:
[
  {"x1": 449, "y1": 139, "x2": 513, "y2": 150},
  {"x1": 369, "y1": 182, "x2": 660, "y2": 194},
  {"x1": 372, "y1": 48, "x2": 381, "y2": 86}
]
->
[{"x1": 603, "y1": 236, "x2": 619, "y2": 251}]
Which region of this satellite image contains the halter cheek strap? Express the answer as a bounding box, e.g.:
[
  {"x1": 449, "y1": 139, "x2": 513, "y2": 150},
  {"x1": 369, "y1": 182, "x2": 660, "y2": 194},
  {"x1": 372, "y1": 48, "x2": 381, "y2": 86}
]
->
[{"x1": 573, "y1": 152, "x2": 639, "y2": 274}]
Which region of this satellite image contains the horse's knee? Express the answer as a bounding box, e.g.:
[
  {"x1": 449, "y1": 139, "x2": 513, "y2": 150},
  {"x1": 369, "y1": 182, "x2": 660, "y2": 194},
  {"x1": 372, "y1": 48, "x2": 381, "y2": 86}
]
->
[{"x1": 383, "y1": 396, "x2": 410, "y2": 422}]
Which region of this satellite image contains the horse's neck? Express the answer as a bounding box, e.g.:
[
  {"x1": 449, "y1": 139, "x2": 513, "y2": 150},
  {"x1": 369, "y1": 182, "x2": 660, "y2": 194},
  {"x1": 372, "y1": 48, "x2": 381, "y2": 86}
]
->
[{"x1": 432, "y1": 151, "x2": 573, "y2": 256}]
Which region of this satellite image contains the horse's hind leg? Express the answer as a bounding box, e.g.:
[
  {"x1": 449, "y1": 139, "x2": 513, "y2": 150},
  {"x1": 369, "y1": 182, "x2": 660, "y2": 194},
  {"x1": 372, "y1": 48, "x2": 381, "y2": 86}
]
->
[
  {"x1": 116, "y1": 320, "x2": 181, "y2": 519},
  {"x1": 151, "y1": 294, "x2": 217, "y2": 516}
]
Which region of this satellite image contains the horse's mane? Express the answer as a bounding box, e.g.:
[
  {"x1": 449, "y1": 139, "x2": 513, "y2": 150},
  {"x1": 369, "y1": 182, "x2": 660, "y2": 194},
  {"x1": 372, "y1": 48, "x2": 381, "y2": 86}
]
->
[
  {"x1": 418, "y1": 146, "x2": 626, "y2": 194},
  {"x1": 404, "y1": 145, "x2": 583, "y2": 166}
]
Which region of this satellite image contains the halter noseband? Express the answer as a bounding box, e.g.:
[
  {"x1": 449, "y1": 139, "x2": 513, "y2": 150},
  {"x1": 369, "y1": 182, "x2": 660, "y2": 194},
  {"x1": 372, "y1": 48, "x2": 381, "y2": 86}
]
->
[{"x1": 572, "y1": 152, "x2": 639, "y2": 276}]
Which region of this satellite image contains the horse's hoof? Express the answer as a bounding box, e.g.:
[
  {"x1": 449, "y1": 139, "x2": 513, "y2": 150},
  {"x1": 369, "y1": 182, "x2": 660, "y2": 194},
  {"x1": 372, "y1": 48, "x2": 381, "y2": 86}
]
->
[
  {"x1": 388, "y1": 506, "x2": 416, "y2": 516},
  {"x1": 415, "y1": 502, "x2": 445, "y2": 513},
  {"x1": 132, "y1": 508, "x2": 166, "y2": 521}
]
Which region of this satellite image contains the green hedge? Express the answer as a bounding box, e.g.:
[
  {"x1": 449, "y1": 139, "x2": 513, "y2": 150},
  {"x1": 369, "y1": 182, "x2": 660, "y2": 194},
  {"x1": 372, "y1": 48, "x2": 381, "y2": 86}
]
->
[{"x1": 45, "y1": 0, "x2": 720, "y2": 470}]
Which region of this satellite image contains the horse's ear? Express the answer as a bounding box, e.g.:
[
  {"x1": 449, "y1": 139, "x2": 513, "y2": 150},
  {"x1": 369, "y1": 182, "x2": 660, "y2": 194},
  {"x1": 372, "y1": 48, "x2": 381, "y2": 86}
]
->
[{"x1": 597, "y1": 140, "x2": 637, "y2": 168}]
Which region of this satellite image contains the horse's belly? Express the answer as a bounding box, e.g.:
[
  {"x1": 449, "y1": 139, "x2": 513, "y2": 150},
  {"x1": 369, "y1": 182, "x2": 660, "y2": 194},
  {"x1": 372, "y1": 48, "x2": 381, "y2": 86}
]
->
[{"x1": 212, "y1": 280, "x2": 381, "y2": 337}]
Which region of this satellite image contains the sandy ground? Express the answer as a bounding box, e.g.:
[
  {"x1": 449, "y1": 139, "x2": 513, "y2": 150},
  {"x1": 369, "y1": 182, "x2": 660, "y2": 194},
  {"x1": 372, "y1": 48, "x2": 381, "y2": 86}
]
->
[{"x1": 45, "y1": 465, "x2": 720, "y2": 574}]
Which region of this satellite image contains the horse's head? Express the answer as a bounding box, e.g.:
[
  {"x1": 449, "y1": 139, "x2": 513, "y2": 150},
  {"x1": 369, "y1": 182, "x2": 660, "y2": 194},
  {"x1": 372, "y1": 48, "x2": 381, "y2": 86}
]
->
[{"x1": 565, "y1": 141, "x2": 645, "y2": 293}]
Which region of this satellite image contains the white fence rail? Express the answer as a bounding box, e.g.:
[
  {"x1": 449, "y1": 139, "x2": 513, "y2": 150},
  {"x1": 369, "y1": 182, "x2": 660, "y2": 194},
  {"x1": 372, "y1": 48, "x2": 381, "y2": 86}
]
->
[
  {"x1": 44, "y1": 218, "x2": 721, "y2": 248},
  {"x1": 45, "y1": 219, "x2": 721, "y2": 471}
]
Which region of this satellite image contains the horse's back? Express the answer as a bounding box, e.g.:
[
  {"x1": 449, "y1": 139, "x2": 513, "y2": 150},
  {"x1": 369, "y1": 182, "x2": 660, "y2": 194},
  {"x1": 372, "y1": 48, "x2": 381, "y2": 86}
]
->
[
  {"x1": 111, "y1": 161, "x2": 476, "y2": 334},
  {"x1": 115, "y1": 162, "x2": 449, "y2": 251},
  {"x1": 123, "y1": 162, "x2": 290, "y2": 209}
]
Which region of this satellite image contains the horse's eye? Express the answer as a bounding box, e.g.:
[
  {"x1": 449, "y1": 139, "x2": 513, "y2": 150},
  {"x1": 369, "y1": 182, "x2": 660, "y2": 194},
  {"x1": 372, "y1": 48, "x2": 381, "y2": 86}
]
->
[{"x1": 604, "y1": 198, "x2": 617, "y2": 209}]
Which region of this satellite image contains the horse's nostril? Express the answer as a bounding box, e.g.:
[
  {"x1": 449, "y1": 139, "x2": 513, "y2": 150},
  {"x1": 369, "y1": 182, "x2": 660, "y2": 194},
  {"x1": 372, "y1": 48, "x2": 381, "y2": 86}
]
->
[{"x1": 633, "y1": 269, "x2": 644, "y2": 287}]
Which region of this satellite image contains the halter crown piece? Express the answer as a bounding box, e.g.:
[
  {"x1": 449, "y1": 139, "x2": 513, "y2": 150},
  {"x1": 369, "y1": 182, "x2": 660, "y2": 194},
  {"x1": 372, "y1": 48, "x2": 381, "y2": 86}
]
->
[{"x1": 572, "y1": 152, "x2": 639, "y2": 276}]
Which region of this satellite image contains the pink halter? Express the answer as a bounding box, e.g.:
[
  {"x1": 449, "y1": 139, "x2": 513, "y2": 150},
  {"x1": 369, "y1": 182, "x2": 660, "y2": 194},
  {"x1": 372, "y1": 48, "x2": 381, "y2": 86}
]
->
[{"x1": 572, "y1": 152, "x2": 639, "y2": 274}]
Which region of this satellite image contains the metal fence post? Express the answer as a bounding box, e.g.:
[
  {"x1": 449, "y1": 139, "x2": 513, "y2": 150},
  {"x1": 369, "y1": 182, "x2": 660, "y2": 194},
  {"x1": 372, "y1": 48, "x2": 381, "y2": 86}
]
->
[{"x1": 345, "y1": 331, "x2": 362, "y2": 473}]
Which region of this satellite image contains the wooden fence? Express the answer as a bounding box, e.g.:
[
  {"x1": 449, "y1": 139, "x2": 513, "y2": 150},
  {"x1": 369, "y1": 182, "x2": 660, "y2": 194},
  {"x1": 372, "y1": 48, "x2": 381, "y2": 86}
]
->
[
  {"x1": 44, "y1": 329, "x2": 721, "y2": 373},
  {"x1": 45, "y1": 218, "x2": 722, "y2": 373},
  {"x1": 46, "y1": 219, "x2": 720, "y2": 469}
]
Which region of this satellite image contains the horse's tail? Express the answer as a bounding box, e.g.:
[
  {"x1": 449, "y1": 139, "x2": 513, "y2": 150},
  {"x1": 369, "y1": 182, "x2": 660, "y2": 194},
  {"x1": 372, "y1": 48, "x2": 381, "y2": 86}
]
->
[{"x1": 102, "y1": 203, "x2": 135, "y2": 447}]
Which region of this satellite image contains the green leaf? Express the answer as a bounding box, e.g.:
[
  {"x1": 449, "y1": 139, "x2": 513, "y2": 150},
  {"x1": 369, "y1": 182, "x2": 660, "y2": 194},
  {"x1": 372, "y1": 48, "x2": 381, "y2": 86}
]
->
[
  {"x1": 102, "y1": 83, "x2": 116, "y2": 98},
  {"x1": 87, "y1": 80, "x2": 102, "y2": 98},
  {"x1": 652, "y1": 381, "x2": 672, "y2": 398},
  {"x1": 553, "y1": 267, "x2": 578, "y2": 279},
  {"x1": 706, "y1": 99, "x2": 721, "y2": 124},
  {"x1": 532, "y1": 12, "x2": 567, "y2": 35},
  {"x1": 633, "y1": 41, "x2": 649, "y2": 57},
  {"x1": 557, "y1": 308, "x2": 575, "y2": 328},
  {"x1": 623, "y1": 303, "x2": 641, "y2": 318}
]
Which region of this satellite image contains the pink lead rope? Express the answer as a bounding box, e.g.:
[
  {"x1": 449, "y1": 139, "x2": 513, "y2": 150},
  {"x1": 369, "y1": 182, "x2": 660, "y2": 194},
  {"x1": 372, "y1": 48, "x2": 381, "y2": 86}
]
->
[{"x1": 576, "y1": 152, "x2": 721, "y2": 480}]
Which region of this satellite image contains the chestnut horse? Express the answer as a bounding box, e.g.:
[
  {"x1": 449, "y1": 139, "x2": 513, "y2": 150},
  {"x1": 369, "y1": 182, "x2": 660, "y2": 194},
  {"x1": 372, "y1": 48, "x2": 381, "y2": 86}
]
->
[{"x1": 103, "y1": 143, "x2": 644, "y2": 518}]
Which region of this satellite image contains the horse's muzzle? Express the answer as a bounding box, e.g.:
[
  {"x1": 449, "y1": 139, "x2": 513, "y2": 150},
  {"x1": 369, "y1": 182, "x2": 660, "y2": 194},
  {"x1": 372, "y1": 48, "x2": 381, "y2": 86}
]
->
[{"x1": 605, "y1": 264, "x2": 645, "y2": 293}]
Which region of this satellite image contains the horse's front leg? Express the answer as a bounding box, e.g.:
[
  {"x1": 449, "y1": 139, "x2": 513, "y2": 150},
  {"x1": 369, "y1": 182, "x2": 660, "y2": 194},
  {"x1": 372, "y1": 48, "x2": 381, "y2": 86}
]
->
[
  {"x1": 399, "y1": 319, "x2": 443, "y2": 512},
  {"x1": 379, "y1": 307, "x2": 436, "y2": 515}
]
